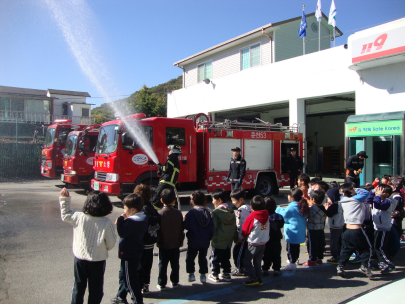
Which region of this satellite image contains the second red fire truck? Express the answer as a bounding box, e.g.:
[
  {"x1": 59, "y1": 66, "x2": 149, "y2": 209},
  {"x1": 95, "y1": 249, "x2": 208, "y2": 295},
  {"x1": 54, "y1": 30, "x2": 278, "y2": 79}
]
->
[
  {"x1": 41, "y1": 120, "x2": 88, "y2": 178},
  {"x1": 91, "y1": 113, "x2": 303, "y2": 198},
  {"x1": 61, "y1": 125, "x2": 99, "y2": 189}
]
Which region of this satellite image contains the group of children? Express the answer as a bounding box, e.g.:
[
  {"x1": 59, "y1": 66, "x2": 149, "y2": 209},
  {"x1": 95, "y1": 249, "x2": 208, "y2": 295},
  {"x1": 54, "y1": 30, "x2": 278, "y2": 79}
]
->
[{"x1": 59, "y1": 173, "x2": 404, "y2": 304}]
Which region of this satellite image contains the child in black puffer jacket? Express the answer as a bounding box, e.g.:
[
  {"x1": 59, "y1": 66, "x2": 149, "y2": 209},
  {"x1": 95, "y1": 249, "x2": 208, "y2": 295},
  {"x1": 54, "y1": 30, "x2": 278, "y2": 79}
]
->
[
  {"x1": 135, "y1": 184, "x2": 161, "y2": 295},
  {"x1": 184, "y1": 191, "x2": 214, "y2": 283}
]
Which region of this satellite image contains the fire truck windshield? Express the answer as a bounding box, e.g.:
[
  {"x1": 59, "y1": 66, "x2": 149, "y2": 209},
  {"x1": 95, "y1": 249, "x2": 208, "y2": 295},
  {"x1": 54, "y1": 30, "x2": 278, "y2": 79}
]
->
[
  {"x1": 44, "y1": 128, "x2": 56, "y2": 147},
  {"x1": 96, "y1": 125, "x2": 119, "y2": 154},
  {"x1": 64, "y1": 134, "x2": 78, "y2": 156}
]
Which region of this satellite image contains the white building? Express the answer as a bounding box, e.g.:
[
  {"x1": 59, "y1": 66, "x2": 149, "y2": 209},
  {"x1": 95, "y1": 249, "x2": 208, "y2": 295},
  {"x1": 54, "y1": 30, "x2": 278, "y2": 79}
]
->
[{"x1": 168, "y1": 14, "x2": 405, "y2": 184}]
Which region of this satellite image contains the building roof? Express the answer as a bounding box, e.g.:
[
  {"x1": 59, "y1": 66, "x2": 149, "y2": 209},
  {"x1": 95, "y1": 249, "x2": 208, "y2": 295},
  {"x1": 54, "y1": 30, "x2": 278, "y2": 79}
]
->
[
  {"x1": 0, "y1": 85, "x2": 91, "y2": 99},
  {"x1": 47, "y1": 89, "x2": 91, "y2": 97},
  {"x1": 0, "y1": 85, "x2": 48, "y2": 98},
  {"x1": 174, "y1": 12, "x2": 343, "y2": 67}
]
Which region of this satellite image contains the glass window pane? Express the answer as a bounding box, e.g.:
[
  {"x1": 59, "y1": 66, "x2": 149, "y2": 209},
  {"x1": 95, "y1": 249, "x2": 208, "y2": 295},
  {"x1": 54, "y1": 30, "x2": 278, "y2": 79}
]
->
[
  {"x1": 373, "y1": 136, "x2": 393, "y2": 177},
  {"x1": 82, "y1": 108, "x2": 89, "y2": 117},
  {"x1": 10, "y1": 97, "x2": 24, "y2": 111},
  {"x1": 198, "y1": 64, "x2": 205, "y2": 82},
  {"x1": 166, "y1": 127, "x2": 186, "y2": 146},
  {"x1": 241, "y1": 48, "x2": 250, "y2": 70},
  {"x1": 26, "y1": 99, "x2": 49, "y2": 113},
  {"x1": 250, "y1": 44, "x2": 260, "y2": 67},
  {"x1": 205, "y1": 61, "x2": 212, "y2": 80}
]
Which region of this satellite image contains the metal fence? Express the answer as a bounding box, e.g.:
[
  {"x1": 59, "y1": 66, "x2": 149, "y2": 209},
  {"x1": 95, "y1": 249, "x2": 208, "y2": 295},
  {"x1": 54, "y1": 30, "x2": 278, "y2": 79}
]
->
[{"x1": 0, "y1": 142, "x2": 43, "y2": 180}]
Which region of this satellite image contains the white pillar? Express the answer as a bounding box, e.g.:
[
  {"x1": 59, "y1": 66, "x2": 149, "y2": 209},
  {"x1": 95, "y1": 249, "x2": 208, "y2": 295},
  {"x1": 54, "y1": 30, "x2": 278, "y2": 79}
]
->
[{"x1": 289, "y1": 97, "x2": 306, "y2": 171}]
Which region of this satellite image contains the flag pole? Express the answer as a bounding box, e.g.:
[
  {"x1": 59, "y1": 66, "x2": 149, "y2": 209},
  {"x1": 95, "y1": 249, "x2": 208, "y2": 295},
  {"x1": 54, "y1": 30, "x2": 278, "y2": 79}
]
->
[
  {"x1": 318, "y1": 21, "x2": 321, "y2": 51},
  {"x1": 333, "y1": 27, "x2": 336, "y2": 47},
  {"x1": 303, "y1": 5, "x2": 305, "y2": 55}
]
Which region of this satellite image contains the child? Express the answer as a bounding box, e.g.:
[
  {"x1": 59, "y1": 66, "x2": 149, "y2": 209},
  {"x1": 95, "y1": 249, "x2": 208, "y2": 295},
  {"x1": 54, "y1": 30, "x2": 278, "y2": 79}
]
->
[
  {"x1": 242, "y1": 196, "x2": 269, "y2": 286},
  {"x1": 157, "y1": 188, "x2": 184, "y2": 290},
  {"x1": 368, "y1": 184, "x2": 397, "y2": 274},
  {"x1": 372, "y1": 174, "x2": 391, "y2": 188},
  {"x1": 389, "y1": 176, "x2": 405, "y2": 241},
  {"x1": 336, "y1": 183, "x2": 372, "y2": 278},
  {"x1": 324, "y1": 184, "x2": 345, "y2": 265},
  {"x1": 303, "y1": 190, "x2": 327, "y2": 267},
  {"x1": 262, "y1": 197, "x2": 284, "y2": 277},
  {"x1": 230, "y1": 188, "x2": 251, "y2": 276},
  {"x1": 308, "y1": 177, "x2": 321, "y2": 197},
  {"x1": 209, "y1": 188, "x2": 237, "y2": 282},
  {"x1": 276, "y1": 188, "x2": 309, "y2": 271},
  {"x1": 298, "y1": 173, "x2": 311, "y2": 201},
  {"x1": 59, "y1": 188, "x2": 116, "y2": 304},
  {"x1": 184, "y1": 191, "x2": 214, "y2": 283},
  {"x1": 113, "y1": 194, "x2": 148, "y2": 304},
  {"x1": 135, "y1": 184, "x2": 160, "y2": 295}
]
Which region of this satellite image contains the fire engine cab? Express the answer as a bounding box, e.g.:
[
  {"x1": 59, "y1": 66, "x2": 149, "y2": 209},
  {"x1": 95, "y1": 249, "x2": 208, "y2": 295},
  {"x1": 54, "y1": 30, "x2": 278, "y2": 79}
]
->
[
  {"x1": 41, "y1": 120, "x2": 88, "y2": 178},
  {"x1": 91, "y1": 113, "x2": 303, "y2": 197},
  {"x1": 61, "y1": 125, "x2": 99, "y2": 189}
]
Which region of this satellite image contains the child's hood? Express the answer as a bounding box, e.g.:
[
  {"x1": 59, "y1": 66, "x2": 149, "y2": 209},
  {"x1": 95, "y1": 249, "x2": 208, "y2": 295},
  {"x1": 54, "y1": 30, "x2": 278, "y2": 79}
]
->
[
  {"x1": 213, "y1": 207, "x2": 235, "y2": 224},
  {"x1": 128, "y1": 211, "x2": 147, "y2": 222},
  {"x1": 192, "y1": 207, "x2": 211, "y2": 227},
  {"x1": 251, "y1": 210, "x2": 269, "y2": 225}
]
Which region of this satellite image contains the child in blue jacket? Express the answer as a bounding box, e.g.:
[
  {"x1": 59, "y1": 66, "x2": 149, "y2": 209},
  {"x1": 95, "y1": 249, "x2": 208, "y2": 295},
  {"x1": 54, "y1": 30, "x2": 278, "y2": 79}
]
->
[
  {"x1": 276, "y1": 188, "x2": 309, "y2": 271},
  {"x1": 184, "y1": 191, "x2": 214, "y2": 283}
]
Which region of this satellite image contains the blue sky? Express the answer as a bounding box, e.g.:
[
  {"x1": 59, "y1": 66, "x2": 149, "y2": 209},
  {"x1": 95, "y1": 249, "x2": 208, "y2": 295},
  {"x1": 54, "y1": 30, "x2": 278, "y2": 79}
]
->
[{"x1": 1, "y1": 0, "x2": 404, "y2": 108}]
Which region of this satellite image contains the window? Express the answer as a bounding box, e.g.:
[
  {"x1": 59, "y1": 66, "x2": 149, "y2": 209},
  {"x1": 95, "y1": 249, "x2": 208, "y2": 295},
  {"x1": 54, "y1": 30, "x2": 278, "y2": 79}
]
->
[
  {"x1": 240, "y1": 44, "x2": 260, "y2": 70},
  {"x1": 122, "y1": 126, "x2": 153, "y2": 150},
  {"x1": 197, "y1": 61, "x2": 212, "y2": 82},
  {"x1": 166, "y1": 127, "x2": 185, "y2": 146},
  {"x1": 82, "y1": 108, "x2": 90, "y2": 117}
]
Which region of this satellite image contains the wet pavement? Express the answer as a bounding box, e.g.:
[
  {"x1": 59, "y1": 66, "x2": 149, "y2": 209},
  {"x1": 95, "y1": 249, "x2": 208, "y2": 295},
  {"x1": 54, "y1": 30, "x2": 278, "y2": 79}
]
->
[{"x1": 0, "y1": 179, "x2": 404, "y2": 304}]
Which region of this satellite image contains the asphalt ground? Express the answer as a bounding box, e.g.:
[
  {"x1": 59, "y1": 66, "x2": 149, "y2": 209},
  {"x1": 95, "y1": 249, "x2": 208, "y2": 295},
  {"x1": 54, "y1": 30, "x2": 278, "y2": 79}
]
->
[{"x1": 0, "y1": 179, "x2": 404, "y2": 304}]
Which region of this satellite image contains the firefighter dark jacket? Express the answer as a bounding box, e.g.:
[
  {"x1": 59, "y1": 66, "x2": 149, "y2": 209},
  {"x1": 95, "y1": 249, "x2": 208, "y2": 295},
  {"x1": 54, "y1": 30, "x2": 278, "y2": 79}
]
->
[
  {"x1": 346, "y1": 154, "x2": 364, "y2": 177},
  {"x1": 285, "y1": 155, "x2": 303, "y2": 173},
  {"x1": 227, "y1": 155, "x2": 246, "y2": 182},
  {"x1": 157, "y1": 153, "x2": 180, "y2": 187}
]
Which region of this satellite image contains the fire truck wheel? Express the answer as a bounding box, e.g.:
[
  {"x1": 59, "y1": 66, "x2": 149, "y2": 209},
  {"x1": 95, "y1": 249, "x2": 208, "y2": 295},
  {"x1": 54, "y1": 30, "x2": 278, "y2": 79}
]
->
[{"x1": 255, "y1": 175, "x2": 274, "y2": 196}]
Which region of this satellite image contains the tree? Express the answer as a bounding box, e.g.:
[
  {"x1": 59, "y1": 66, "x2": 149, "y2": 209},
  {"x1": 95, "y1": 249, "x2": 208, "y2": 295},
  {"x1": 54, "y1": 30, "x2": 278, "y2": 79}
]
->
[{"x1": 91, "y1": 103, "x2": 115, "y2": 124}]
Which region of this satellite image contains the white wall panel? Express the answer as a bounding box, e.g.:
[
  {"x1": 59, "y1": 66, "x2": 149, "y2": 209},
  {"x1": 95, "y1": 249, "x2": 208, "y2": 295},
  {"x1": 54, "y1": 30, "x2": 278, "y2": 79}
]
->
[
  {"x1": 244, "y1": 139, "x2": 273, "y2": 170},
  {"x1": 209, "y1": 138, "x2": 242, "y2": 171}
]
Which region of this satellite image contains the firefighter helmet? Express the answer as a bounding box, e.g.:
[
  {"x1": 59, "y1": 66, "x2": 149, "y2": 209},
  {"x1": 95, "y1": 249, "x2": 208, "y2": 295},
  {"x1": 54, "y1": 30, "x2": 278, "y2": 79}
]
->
[{"x1": 168, "y1": 144, "x2": 182, "y2": 154}]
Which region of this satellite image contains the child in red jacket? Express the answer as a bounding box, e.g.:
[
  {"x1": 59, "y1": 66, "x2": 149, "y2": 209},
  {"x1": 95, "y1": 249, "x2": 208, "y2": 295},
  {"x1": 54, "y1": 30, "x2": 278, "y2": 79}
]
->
[{"x1": 242, "y1": 196, "x2": 269, "y2": 286}]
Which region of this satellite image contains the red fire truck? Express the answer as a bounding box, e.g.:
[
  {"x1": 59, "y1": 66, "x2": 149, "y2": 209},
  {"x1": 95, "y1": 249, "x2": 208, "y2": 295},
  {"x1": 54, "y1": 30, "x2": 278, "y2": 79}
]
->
[
  {"x1": 91, "y1": 113, "x2": 303, "y2": 197},
  {"x1": 61, "y1": 125, "x2": 99, "y2": 189},
  {"x1": 41, "y1": 120, "x2": 88, "y2": 178}
]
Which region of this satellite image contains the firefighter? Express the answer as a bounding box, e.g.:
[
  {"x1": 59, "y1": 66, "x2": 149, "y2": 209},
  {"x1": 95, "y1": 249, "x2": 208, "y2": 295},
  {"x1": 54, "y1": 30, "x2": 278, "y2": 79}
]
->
[
  {"x1": 151, "y1": 144, "x2": 182, "y2": 210},
  {"x1": 285, "y1": 147, "x2": 303, "y2": 189},
  {"x1": 346, "y1": 151, "x2": 368, "y2": 187},
  {"x1": 226, "y1": 147, "x2": 246, "y2": 191}
]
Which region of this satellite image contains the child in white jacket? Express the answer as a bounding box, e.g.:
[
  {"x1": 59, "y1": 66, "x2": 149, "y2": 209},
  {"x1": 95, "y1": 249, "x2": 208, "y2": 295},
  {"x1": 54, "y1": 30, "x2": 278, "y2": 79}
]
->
[{"x1": 59, "y1": 188, "x2": 117, "y2": 304}]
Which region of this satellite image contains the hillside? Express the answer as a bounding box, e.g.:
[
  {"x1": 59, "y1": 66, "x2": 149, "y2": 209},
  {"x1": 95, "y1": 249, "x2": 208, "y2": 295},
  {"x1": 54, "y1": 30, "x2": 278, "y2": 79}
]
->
[{"x1": 91, "y1": 76, "x2": 182, "y2": 124}]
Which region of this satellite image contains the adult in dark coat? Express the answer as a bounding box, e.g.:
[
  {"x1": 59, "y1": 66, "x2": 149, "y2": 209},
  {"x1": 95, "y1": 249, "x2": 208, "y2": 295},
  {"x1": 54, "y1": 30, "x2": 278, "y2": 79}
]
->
[
  {"x1": 285, "y1": 147, "x2": 303, "y2": 189},
  {"x1": 226, "y1": 147, "x2": 246, "y2": 191},
  {"x1": 346, "y1": 151, "x2": 368, "y2": 187}
]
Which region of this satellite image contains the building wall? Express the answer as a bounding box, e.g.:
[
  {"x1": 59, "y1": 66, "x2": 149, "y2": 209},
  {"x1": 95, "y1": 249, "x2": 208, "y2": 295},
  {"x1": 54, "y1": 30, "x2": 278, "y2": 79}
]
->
[
  {"x1": 275, "y1": 16, "x2": 331, "y2": 62},
  {"x1": 50, "y1": 94, "x2": 87, "y2": 116},
  {"x1": 168, "y1": 45, "x2": 356, "y2": 118},
  {"x1": 183, "y1": 35, "x2": 272, "y2": 88},
  {"x1": 355, "y1": 61, "x2": 405, "y2": 115}
]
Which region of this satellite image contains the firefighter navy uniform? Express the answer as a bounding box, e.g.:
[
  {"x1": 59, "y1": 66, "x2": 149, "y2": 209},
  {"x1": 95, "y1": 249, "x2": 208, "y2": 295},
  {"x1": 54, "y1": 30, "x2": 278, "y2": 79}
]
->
[
  {"x1": 151, "y1": 145, "x2": 181, "y2": 210},
  {"x1": 285, "y1": 147, "x2": 303, "y2": 189},
  {"x1": 346, "y1": 151, "x2": 368, "y2": 187},
  {"x1": 227, "y1": 147, "x2": 246, "y2": 191}
]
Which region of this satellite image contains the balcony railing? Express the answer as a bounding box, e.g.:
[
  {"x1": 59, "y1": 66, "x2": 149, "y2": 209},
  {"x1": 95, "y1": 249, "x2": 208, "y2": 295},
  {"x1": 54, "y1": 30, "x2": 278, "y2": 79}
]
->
[{"x1": 0, "y1": 110, "x2": 94, "y2": 125}]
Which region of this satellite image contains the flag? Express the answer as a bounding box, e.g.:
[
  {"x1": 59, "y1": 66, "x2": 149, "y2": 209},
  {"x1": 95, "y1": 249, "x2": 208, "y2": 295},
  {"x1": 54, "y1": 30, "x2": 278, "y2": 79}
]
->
[
  {"x1": 298, "y1": 11, "x2": 307, "y2": 38},
  {"x1": 328, "y1": 0, "x2": 336, "y2": 27},
  {"x1": 315, "y1": 0, "x2": 322, "y2": 22}
]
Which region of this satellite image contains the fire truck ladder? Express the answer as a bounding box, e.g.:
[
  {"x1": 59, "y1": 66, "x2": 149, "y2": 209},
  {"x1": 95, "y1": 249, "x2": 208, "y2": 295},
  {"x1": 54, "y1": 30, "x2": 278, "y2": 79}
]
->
[{"x1": 197, "y1": 118, "x2": 299, "y2": 133}]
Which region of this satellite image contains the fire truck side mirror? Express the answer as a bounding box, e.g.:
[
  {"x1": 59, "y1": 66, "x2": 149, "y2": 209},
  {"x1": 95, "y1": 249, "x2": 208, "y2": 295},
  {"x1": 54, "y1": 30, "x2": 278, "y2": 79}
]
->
[{"x1": 78, "y1": 141, "x2": 85, "y2": 151}]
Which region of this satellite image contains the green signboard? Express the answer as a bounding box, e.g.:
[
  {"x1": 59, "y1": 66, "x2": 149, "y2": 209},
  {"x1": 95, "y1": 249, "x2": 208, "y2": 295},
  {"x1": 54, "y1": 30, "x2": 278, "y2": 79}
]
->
[{"x1": 346, "y1": 120, "x2": 403, "y2": 137}]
